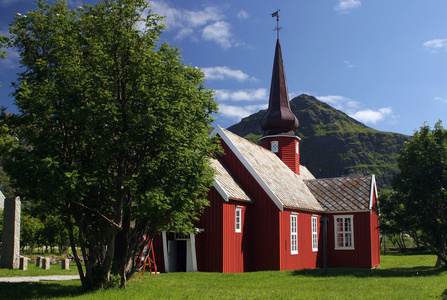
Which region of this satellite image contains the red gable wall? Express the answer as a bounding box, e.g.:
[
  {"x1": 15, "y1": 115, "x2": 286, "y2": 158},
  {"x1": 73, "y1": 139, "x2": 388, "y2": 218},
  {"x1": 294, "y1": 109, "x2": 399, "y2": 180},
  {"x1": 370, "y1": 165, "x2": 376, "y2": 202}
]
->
[
  {"x1": 195, "y1": 188, "x2": 224, "y2": 272},
  {"x1": 217, "y1": 134, "x2": 282, "y2": 271}
]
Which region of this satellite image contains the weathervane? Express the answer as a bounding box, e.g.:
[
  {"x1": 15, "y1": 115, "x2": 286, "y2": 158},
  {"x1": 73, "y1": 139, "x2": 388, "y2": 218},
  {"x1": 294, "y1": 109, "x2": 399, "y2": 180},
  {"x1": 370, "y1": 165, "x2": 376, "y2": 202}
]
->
[{"x1": 271, "y1": 9, "x2": 281, "y2": 39}]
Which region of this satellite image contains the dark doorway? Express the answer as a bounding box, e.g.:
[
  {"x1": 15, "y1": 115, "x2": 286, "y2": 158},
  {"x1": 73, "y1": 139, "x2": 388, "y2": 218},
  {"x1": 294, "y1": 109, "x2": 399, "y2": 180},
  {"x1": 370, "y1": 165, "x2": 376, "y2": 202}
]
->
[{"x1": 176, "y1": 240, "x2": 187, "y2": 272}]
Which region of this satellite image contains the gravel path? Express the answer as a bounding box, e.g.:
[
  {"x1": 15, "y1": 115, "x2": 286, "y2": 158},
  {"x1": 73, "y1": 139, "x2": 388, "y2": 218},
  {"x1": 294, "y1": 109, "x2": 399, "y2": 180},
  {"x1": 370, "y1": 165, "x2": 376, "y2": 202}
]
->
[{"x1": 0, "y1": 275, "x2": 80, "y2": 282}]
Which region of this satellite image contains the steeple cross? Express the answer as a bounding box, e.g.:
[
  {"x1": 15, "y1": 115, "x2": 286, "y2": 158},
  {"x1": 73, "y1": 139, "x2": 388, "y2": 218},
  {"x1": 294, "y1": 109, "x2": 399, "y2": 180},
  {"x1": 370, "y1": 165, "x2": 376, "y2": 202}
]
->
[{"x1": 272, "y1": 9, "x2": 282, "y2": 39}]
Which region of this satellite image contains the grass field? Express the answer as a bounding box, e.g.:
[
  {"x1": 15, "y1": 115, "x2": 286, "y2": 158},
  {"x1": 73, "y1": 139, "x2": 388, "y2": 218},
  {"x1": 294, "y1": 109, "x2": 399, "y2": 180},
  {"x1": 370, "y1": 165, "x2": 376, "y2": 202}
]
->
[{"x1": 0, "y1": 252, "x2": 446, "y2": 299}]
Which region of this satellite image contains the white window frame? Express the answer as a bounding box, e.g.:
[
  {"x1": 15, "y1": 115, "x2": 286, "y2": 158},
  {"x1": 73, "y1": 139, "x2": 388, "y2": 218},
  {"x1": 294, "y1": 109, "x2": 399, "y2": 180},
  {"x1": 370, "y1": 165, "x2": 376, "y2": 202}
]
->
[
  {"x1": 235, "y1": 206, "x2": 242, "y2": 233},
  {"x1": 290, "y1": 213, "x2": 298, "y2": 254},
  {"x1": 311, "y1": 215, "x2": 318, "y2": 252},
  {"x1": 271, "y1": 141, "x2": 279, "y2": 153},
  {"x1": 334, "y1": 215, "x2": 354, "y2": 250}
]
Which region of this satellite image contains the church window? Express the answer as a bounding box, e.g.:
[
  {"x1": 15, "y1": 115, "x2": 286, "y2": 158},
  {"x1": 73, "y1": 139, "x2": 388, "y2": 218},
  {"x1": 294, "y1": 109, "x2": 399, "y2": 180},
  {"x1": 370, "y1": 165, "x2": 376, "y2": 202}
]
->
[
  {"x1": 312, "y1": 216, "x2": 318, "y2": 251},
  {"x1": 334, "y1": 215, "x2": 354, "y2": 250},
  {"x1": 291, "y1": 213, "x2": 298, "y2": 254},
  {"x1": 235, "y1": 206, "x2": 242, "y2": 233}
]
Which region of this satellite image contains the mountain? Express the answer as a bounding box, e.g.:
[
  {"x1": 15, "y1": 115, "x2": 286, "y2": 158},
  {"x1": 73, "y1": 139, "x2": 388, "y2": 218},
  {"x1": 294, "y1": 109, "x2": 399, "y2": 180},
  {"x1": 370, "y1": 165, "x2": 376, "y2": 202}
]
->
[{"x1": 227, "y1": 94, "x2": 410, "y2": 189}]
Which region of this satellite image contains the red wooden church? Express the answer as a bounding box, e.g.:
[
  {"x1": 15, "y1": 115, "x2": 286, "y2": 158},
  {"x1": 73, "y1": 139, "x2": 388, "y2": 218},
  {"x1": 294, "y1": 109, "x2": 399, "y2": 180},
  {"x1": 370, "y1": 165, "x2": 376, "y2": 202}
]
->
[{"x1": 153, "y1": 38, "x2": 380, "y2": 273}]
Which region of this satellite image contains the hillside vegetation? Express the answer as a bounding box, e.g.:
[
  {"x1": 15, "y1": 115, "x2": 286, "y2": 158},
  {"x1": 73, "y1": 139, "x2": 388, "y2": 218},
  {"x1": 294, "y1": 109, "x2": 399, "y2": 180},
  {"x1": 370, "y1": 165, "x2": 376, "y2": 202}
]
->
[{"x1": 228, "y1": 94, "x2": 410, "y2": 188}]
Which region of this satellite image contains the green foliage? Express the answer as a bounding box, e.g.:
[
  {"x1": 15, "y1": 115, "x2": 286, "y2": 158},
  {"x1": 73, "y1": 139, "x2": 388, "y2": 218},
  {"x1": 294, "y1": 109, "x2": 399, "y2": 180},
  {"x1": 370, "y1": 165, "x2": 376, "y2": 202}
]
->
[
  {"x1": 0, "y1": 34, "x2": 7, "y2": 60},
  {"x1": 0, "y1": 112, "x2": 19, "y2": 198},
  {"x1": 40, "y1": 215, "x2": 72, "y2": 254},
  {"x1": 243, "y1": 133, "x2": 262, "y2": 145},
  {"x1": 18, "y1": 210, "x2": 73, "y2": 254},
  {"x1": 382, "y1": 121, "x2": 447, "y2": 265},
  {"x1": 20, "y1": 215, "x2": 45, "y2": 253},
  {"x1": 4, "y1": 0, "x2": 218, "y2": 290}
]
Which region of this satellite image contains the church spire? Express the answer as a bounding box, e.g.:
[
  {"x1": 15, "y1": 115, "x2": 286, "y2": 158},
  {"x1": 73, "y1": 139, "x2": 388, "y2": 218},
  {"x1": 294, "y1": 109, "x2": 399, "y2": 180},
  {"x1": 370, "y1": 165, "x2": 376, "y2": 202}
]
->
[{"x1": 260, "y1": 39, "x2": 299, "y2": 136}]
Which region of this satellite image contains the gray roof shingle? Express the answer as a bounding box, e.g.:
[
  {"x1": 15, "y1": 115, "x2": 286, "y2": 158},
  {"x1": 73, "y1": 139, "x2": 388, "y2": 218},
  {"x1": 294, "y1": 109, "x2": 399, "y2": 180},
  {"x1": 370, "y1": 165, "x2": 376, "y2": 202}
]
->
[
  {"x1": 304, "y1": 176, "x2": 373, "y2": 211},
  {"x1": 216, "y1": 127, "x2": 323, "y2": 211},
  {"x1": 211, "y1": 158, "x2": 251, "y2": 202}
]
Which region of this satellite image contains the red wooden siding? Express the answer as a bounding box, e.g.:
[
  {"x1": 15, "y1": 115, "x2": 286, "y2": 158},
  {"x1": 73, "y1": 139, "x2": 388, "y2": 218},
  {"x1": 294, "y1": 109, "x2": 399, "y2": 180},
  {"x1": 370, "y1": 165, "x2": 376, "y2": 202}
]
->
[
  {"x1": 218, "y1": 135, "x2": 281, "y2": 271},
  {"x1": 326, "y1": 212, "x2": 375, "y2": 268},
  {"x1": 153, "y1": 233, "x2": 165, "y2": 273},
  {"x1": 222, "y1": 201, "x2": 247, "y2": 273},
  {"x1": 279, "y1": 210, "x2": 320, "y2": 270},
  {"x1": 195, "y1": 187, "x2": 224, "y2": 272},
  {"x1": 260, "y1": 136, "x2": 300, "y2": 174},
  {"x1": 369, "y1": 192, "x2": 381, "y2": 267}
]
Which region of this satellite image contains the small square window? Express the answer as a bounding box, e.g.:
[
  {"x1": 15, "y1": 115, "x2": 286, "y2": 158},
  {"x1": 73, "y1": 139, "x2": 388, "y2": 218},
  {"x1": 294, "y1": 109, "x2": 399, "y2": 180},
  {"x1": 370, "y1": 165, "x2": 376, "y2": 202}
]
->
[
  {"x1": 271, "y1": 141, "x2": 279, "y2": 153},
  {"x1": 235, "y1": 207, "x2": 242, "y2": 233}
]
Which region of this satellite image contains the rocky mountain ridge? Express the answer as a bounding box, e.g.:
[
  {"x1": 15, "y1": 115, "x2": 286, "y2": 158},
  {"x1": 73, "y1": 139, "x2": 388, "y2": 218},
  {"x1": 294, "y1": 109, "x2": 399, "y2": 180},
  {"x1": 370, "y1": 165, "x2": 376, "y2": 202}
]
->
[{"x1": 227, "y1": 94, "x2": 410, "y2": 189}]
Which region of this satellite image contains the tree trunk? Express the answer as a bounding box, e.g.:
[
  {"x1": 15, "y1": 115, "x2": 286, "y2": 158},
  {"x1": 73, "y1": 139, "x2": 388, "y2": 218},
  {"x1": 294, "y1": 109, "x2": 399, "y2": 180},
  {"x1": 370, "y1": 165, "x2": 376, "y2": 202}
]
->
[
  {"x1": 67, "y1": 215, "x2": 86, "y2": 287},
  {"x1": 113, "y1": 214, "x2": 130, "y2": 288},
  {"x1": 435, "y1": 256, "x2": 443, "y2": 267}
]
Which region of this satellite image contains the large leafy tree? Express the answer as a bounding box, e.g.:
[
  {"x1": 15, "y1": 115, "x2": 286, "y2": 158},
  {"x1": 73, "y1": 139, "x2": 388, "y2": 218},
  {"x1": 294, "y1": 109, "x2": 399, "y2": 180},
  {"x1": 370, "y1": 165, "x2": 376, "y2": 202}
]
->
[
  {"x1": 1, "y1": 35, "x2": 18, "y2": 197},
  {"x1": 4, "y1": 0, "x2": 218, "y2": 289},
  {"x1": 382, "y1": 121, "x2": 447, "y2": 265}
]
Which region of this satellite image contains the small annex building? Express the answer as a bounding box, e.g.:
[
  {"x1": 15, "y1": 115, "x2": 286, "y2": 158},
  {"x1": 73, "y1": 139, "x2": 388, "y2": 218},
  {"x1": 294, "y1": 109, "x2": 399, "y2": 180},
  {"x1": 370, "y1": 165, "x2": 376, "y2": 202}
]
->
[{"x1": 154, "y1": 38, "x2": 380, "y2": 273}]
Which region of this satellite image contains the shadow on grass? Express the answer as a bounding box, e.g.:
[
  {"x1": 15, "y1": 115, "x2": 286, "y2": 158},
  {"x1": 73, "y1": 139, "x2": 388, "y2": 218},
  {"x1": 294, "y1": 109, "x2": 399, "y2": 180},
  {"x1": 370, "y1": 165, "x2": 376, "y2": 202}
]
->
[
  {"x1": 0, "y1": 282, "x2": 86, "y2": 299},
  {"x1": 292, "y1": 265, "x2": 447, "y2": 278}
]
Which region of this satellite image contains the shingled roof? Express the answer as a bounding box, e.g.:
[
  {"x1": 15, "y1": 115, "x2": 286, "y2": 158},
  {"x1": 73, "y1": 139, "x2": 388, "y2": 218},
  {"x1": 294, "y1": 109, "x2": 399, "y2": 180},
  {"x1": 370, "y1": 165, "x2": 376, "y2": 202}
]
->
[
  {"x1": 211, "y1": 126, "x2": 323, "y2": 212},
  {"x1": 211, "y1": 158, "x2": 251, "y2": 202},
  {"x1": 304, "y1": 176, "x2": 376, "y2": 212}
]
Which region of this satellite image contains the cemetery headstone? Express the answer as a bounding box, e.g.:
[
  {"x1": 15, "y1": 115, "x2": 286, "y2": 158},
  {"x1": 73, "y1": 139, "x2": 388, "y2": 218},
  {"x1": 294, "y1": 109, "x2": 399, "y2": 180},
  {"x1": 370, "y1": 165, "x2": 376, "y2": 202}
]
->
[
  {"x1": 42, "y1": 257, "x2": 50, "y2": 270},
  {"x1": 19, "y1": 256, "x2": 28, "y2": 270},
  {"x1": 62, "y1": 258, "x2": 69, "y2": 270}
]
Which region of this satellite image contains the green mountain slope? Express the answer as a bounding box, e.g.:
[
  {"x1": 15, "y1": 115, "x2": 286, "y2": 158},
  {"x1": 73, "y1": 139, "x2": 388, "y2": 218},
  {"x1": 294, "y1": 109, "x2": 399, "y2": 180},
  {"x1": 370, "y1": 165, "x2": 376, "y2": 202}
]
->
[{"x1": 227, "y1": 94, "x2": 410, "y2": 189}]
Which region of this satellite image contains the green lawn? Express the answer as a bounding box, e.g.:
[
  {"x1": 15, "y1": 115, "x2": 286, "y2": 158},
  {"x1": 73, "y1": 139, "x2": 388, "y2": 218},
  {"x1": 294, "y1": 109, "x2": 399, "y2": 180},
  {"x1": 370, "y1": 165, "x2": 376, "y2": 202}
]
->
[
  {"x1": 0, "y1": 262, "x2": 80, "y2": 277},
  {"x1": 0, "y1": 253, "x2": 446, "y2": 299}
]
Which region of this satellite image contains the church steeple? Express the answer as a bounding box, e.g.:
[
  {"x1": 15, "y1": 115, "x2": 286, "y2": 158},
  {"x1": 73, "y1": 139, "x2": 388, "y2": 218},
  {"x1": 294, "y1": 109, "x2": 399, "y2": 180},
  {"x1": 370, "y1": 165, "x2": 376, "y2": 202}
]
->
[
  {"x1": 260, "y1": 39, "x2": 299, "y2": 136},
  {"x1": 260, "y1": 37, "x2": 301, "y2": 175}
]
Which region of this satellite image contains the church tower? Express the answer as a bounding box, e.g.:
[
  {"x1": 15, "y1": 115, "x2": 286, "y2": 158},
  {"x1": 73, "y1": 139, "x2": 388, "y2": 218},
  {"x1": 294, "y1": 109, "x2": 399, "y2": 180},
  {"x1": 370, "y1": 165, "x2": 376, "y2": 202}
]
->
[{"x1": 260, "y1": 38, "x2": 301, "y2": 174}]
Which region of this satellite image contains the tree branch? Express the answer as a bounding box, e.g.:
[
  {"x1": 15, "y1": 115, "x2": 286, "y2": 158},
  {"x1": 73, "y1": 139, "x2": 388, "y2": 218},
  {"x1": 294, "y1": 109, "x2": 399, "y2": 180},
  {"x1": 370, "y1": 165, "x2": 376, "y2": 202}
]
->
[{"x1": 73, "y1": 201, "x2": 122, "y2": 229}]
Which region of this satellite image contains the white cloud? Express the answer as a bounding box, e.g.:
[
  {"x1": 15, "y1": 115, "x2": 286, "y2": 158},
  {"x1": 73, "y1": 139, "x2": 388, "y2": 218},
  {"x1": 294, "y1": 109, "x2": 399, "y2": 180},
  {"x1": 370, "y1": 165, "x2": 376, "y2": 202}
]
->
[
  {"x1": 434, "y1": 96, "x2": 447, "y2": 103},
  {"x1": 148, "y1": 1, "x2": 221, "y2": 30},
  {"x1": 202, "y1": 21, "x2": 232, "y2": 49},
  {"x1": 335, "y1": 0, "x2": 361, "y2": 12},
  {"x1": 219, "y1": 103, "x2": 267, "y2": 120},
  {"x1": 186, "y1": 6, "x2": 222, "y2": 27},
  {"x1": 202, "y1": 66, "x2": 256, "y2": 82},
  {"x1": 318, "y1": 95, "x2": 394, "y2": 124},
  {"x1": 237, "y1": 10, "x2": 249, "y2": 20},
  {"x1": 318, "y1": 95, "x2": 360, "y2": 111},
  {"x1": 350, "y1": 108, "x2": 392, "y2": 124},
  {"x1": 289, "y1": 92, "x2": 298, "y2": 100},
  {"x1": 215, "y1": 88, "x2": 268, "y2": 102},
  {"x1": 148, "y1": 1, "x2": 237, "y2": 49},
  {"x1": 423, "y1": 39, "x2": 447, "y2": 53},
  {"x1": 343, "y1": 60, "x2": 355, "y2": 68}
]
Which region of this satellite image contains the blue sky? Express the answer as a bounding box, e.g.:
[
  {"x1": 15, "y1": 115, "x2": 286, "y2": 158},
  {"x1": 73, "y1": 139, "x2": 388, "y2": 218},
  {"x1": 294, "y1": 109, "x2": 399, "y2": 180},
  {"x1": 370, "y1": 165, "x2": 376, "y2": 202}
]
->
[{"x1": 1, "y1": 0, "x2": 447, "y2": 135}]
